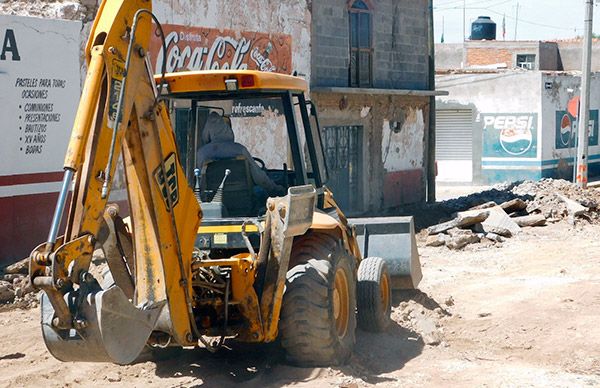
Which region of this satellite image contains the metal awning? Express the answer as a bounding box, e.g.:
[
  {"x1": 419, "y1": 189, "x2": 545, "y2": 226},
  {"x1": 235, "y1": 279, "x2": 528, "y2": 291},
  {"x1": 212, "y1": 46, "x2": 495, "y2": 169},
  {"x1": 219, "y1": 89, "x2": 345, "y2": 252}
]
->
[{"x1": 311, "y1": 87, "x2": 449, "y2": 97}]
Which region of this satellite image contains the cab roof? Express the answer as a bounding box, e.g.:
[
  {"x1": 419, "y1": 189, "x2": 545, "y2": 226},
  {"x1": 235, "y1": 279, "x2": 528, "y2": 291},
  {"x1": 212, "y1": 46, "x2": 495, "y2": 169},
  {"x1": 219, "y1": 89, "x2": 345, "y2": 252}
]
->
[{"x1": 155, "y1": 70, "x2": 308, "y2": 95}]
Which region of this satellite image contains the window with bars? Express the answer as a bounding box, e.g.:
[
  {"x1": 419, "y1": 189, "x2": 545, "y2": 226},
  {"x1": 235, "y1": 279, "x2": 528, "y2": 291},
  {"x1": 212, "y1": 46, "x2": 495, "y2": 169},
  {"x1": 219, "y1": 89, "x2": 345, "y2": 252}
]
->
[
  {"x1": 516, "y1": 54, "x2": 536, "y2": 70},
  {"x1": 349, "y1": 0, "x2": 372, "y2": 87}
]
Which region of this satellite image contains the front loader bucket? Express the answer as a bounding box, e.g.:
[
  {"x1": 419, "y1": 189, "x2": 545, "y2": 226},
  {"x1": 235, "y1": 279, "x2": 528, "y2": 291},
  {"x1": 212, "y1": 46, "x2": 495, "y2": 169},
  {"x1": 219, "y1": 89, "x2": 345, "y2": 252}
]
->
[
  {"x1": 41, "y1": 286, "x2": 164, "y2": 364},
  {"x1": 350, "y1": 216, "x2": 422, "y2": 290}
]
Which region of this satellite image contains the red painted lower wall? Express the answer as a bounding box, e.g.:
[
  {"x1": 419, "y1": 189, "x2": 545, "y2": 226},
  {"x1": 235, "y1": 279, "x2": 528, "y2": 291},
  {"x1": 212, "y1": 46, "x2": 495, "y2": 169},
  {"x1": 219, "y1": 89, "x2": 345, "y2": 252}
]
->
[
  {"x1": 383, "y1": 169, "x2": 425, "y2": 208},
  {"x1": 0, "y1": 192, "x2": 130, "y2": 266},
  {"x1": 0, "y1": 192, "x2": 59, "y2": 265}
]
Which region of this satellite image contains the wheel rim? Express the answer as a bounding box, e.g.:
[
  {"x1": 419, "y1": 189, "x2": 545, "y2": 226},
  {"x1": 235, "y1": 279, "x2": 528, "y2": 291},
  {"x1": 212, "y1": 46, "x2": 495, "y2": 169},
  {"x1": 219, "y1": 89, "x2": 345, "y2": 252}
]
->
[
  {"x1": 333, "y1": 268, "x2": 350, "y2": 338},
  {"x1": 380, "y1": 271, "x2": 390, "y2": 312}
]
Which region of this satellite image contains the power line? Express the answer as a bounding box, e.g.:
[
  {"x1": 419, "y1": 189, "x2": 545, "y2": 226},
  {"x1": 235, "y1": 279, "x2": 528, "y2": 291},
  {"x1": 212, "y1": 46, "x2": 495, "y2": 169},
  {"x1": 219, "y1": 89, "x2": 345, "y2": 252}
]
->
[
  {"x1": 436, "y1": 5, "x2": 581, "y2": 32},
  {"x1": 484, "y1": 7, "x2": 579, "y2": 32},
  {"x1": 434, "y1": 0, "x2": 511, "y2": 11}
]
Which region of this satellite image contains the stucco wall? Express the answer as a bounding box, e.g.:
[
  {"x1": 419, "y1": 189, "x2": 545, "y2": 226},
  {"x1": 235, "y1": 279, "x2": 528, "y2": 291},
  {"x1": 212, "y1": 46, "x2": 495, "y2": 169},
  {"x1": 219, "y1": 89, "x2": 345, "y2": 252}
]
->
[
  {"x1": 435, "y1": 43, "x2": 463, "y2": 70},
  {"x1": 557, "y1": 41, "x2": 600, "y2": 72},
  {"x1": 436, "y1": 71, "x2": 542, "y2": 184},
  {"x1": 1, "y1": 1, "x2": 312, "y2": 83},
  {"x1": 437, "y1": 70, "x2": 600, "y2": 184},
  {"x1": 312, "y1": 92, "x2": 429, "y2": 212},
  {"x1": 541, "y1": 73, "x2": 600, "y2": 179},
  {"x1": 153, "y1": 0, "x2": 311, "y2": 80}
]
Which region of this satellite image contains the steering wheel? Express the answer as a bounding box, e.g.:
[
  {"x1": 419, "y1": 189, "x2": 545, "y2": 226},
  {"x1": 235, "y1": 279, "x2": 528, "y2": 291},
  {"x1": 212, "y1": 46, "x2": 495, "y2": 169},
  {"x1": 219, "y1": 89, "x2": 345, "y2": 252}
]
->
[{"x1": 253, "y1": 157, "x2": 267, "y2": 171}]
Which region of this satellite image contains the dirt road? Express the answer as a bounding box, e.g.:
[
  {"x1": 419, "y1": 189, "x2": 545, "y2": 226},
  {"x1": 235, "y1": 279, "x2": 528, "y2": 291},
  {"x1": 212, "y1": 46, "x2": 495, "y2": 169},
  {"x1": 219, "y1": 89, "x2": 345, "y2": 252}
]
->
[{"x1": 1, "y1": 221, "x2": 599, "y2": 387}]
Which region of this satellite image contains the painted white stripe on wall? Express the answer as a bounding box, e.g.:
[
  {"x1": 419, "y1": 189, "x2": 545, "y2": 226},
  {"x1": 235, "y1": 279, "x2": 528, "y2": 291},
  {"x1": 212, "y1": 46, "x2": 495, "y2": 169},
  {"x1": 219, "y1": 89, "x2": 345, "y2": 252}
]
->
[{"x1": 0, "y1": 182, "x2": 62, "y2": 198}]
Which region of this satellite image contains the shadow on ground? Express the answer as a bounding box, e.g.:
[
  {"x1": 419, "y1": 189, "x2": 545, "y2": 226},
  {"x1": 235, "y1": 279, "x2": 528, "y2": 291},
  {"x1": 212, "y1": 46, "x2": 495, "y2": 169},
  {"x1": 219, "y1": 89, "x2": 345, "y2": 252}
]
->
[
  {"x1": 0, "y1": 352, "x2": 25, "y2": 361},
  {"x1": 148, "y1": 291, "x2": 437, "y2": 387}
]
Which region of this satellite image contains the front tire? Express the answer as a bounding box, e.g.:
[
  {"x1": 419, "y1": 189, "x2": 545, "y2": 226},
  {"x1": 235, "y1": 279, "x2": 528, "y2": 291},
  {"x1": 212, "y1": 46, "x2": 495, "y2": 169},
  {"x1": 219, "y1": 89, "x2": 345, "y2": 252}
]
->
[
  {"x1": 357, "y1": 257, "x2": 392, "y2": 332},
  {"x1": 280, "y1": 233, "x2": 357, "y2": 366}
]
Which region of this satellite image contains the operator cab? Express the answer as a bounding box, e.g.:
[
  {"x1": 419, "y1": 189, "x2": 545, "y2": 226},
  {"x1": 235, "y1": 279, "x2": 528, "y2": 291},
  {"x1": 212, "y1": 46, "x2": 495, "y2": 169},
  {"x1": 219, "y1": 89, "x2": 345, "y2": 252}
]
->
[{"x1": 159, "y1": 70, "x2": 329, "y2": 252}]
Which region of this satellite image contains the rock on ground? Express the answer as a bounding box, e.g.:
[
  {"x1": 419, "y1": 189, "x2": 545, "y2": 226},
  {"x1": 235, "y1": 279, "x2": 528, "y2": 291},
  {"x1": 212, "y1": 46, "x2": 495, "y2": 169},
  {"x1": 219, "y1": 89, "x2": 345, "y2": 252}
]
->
[
  {"x1": 0, "y1": 280, "x2": 15, "y2": 303},
  {"x1": 427, "y1": 210, "x2": 489, "y2": 235},
  {"x1": 445, "y1": 229, "x2": 480, "y2": 250},
  {"x1": 479, "y1": 206, "x2": 521, "y2": 237},
  {"x1": 513, "y1": 214, "x2": 547, "y2": 227},
  {"x1": 2, "y1": 257, "x2": 29, "y2": 275}
]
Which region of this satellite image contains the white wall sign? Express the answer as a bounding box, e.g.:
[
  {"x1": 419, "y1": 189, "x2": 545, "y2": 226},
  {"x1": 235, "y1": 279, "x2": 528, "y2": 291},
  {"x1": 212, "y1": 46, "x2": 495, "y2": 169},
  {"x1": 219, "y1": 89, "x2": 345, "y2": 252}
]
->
[{"x1": 0, "y1": 15, "x2": 80, "y2": 190}]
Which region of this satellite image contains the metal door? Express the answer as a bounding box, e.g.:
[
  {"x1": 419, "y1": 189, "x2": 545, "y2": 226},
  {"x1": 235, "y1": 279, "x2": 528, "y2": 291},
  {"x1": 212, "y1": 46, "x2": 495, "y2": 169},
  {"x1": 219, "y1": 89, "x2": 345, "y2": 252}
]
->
[
  {"x1": 323, "y1": 125, "x2": 363, "y2": 212},
  {"x1": 435, "y1": 109, "x2": 473, "y2": 182}
]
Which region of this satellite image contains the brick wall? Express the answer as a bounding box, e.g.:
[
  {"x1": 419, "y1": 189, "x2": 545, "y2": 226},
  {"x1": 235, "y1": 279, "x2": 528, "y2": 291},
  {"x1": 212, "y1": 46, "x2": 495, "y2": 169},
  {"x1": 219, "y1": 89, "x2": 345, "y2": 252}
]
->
[
  {"x1": 467, "y1": 48, "x2": 512, "y2": 67},
  {"x1": 311, "y1": 0, "x2": 430, "y2": 90}
]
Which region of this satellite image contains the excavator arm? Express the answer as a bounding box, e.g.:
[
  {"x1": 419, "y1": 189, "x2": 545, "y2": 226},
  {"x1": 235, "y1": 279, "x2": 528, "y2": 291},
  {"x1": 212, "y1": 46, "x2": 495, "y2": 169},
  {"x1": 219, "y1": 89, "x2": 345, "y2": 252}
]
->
[{"x1": 28, "y1": 0, "x2": 201, "y2": 363}]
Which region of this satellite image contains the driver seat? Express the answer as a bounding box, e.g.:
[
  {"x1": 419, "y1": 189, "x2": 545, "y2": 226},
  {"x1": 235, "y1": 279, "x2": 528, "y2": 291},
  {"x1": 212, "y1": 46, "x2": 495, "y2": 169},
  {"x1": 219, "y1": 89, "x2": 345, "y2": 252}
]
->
[{"x1": 200, "y1": 157, "x2": 257, "y2": 217}]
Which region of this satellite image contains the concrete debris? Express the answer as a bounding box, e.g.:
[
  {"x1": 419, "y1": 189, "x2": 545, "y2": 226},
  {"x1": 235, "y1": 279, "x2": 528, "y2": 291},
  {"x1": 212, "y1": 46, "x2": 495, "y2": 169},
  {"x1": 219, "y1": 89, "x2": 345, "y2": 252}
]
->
[
  {"x1": 446, "y1": 229, "x2": 480, "y2": 250},
  {"x1": 0, "y1": 280, "x2": 15, "y2": 303},
  {"x1": 0, "y1": 270, "x2": 37, "y2": 308},
  {"x1": 391, "y1": 291, "x2": 450, "y2": 347},
  {"x1": 500, "y1": 198, "x2": 527, "y2": 213},
  {"x1": 469, "y1": 201, "x2": 497, "y2": 210},
  {"x1": 408, "y1": 179, "x2": 600, "y2": 250},
  {"x1": 480, "y1": 206, "x2": 521, "y2": 237},
  {"x1": 426, "y1": 234, "x2": 447, "y2": 247},
  {"x1": 513, "y1": 214, "x2": 547, "y2": 227},
  {"x1": 427, "y1": 210, "x2": 490, "y2": 235},
  {"x1": 485, "y1": 232, "x2": 504, "y2": 243},
  {"x1": 557, "y1": 194, "x2": 588, "y2": 217},
  {"x1": 3, "y1": 257, "x2": 29, "y2": 275}
]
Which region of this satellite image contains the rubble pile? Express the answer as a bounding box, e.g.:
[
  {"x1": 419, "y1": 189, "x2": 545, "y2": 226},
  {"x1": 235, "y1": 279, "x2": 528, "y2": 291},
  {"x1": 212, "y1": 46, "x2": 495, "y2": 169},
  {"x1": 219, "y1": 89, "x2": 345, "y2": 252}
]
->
[
  {"x1": 425, "y1": 179, "x2": 600, "y2": 250},
  {"x1": 0, "y1": 258, "x2": 38, "y2": 309},
  {"x1": 0, "y1": 0, "x2": 98, "y2": 22},
  {"x1": 391, "y1": 291, "x2": 453, "y2": 346}
]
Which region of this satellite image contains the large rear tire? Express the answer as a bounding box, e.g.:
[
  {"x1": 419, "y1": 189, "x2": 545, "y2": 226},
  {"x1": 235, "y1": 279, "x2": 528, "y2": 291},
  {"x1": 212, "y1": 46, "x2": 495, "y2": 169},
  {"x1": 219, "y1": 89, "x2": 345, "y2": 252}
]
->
[
  {"x1": 280, "y1": 232, "x2": 356, "y2": 366},
  {"x1": 357, "y1": 257, "x2": 392, "y2": 332}
]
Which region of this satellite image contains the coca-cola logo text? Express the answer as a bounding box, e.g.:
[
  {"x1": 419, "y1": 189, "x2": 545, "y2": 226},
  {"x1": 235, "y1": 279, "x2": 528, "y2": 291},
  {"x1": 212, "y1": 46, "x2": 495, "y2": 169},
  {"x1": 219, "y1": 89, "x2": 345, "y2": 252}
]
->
[{"x1": 150, "y1": 24, "x2": 292, "y2": 75}]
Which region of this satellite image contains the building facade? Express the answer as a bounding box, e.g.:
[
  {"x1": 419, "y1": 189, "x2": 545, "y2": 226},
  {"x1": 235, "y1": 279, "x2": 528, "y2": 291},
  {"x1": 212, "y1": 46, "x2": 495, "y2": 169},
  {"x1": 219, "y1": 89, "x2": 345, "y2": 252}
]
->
[
  {"x1": 435, "y1": 38, "x2": 600, "y2": 185},
  {"x1": 436, "y1": 70, "x2": 600, "y2": 184},
  {"x1": 310, "y1": 0, "x2": 440, "y2": 213}
]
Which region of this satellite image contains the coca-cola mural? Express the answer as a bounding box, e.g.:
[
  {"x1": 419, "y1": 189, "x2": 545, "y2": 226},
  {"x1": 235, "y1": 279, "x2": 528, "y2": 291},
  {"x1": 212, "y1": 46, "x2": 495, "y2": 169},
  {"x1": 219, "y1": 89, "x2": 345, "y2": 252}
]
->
[{"x1": 149, "y1": 24, "x2": 293, "y2": 75}]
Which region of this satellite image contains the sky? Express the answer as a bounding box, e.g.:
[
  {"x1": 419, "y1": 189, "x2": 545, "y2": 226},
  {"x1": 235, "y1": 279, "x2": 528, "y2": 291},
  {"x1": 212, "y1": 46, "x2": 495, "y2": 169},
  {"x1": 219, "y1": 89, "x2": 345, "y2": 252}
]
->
[{"x1": 434, "y1": 0, "x2": 600, "y2": 43}]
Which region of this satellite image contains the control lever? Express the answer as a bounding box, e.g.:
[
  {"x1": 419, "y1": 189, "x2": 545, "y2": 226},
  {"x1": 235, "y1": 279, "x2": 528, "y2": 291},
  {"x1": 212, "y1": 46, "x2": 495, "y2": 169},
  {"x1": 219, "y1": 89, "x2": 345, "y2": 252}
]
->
[
  {"x1": 212, "y1": 169, "x2": 231, "y2": 203},
  {"x1": 193, "y1": 168, "x2": 202, "y2": 205}
]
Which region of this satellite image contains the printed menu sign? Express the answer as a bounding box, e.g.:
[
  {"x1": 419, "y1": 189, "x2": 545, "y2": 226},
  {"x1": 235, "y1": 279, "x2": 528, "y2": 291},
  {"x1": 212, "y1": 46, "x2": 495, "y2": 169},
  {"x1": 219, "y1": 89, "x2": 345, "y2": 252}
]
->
[{"x1": 0, "y1": 16, "x2": 80, "y2": 177}]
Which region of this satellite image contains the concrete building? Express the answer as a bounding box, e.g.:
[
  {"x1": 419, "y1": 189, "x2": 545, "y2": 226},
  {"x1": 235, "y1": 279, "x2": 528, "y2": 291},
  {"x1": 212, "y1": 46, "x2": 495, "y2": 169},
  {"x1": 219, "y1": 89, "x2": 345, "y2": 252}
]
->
[
  {"x1": 435, "y1": 37, "x2": 600, "y2": 185},
  {"x1": 437, "y1": 41, "x2": 561, "y2": 71},
  {"x1": 310, "y1": 0, "x2": 443, "y2": 212},
  {"x1": 436, "y1": 70, "x2": 600, "y2": 184},
  {"x1": 436, "y1": 39, "x2": 600, "y2": 72},
  {"x1": 0, "y1": 0, "x2": 438, "y2": 263}
]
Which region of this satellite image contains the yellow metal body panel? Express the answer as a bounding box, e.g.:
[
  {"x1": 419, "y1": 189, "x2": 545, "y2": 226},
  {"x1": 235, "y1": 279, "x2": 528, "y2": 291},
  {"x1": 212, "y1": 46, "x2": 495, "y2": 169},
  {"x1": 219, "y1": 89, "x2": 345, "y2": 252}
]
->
[
  {"x1": 193, "y1": 254, "x2": 264, "y2": 341},
  {"x1": 156, "y1": 70, "x2": 308, "y2": 95},
  {"x1": 31, "y1": 0, "x2": 201, "y2": 347},
  {"x1": 311, "y1": 212, "x2": 340, "y2": 230},
  {"x1": 197, "y1": 224, "x2": 259, "y2": 234}
]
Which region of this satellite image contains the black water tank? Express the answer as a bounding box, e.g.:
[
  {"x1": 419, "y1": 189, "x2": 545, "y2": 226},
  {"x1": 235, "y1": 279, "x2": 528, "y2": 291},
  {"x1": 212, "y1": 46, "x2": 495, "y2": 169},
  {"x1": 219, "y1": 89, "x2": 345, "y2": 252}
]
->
[{"x1": 471, "y1": 16, "x2": 496, "y2": 40}]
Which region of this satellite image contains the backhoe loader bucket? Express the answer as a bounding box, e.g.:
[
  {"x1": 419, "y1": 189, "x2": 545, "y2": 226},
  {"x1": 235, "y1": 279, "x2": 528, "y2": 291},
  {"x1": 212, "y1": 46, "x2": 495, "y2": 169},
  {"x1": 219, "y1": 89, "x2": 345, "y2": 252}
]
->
[
  {"x1": 41, "y1": 286, "x2": 165, "y2": 364},
  {"x1": 350, "y1": 216, "x2": 422, "y2": 290}
]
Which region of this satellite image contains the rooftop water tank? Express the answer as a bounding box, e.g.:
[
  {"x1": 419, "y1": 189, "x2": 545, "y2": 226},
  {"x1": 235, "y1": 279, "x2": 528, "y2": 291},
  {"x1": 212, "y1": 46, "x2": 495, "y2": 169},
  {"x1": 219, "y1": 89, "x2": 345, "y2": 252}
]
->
[{"x1": 471, "y1": 16, "x2": 496, "y2": 40}]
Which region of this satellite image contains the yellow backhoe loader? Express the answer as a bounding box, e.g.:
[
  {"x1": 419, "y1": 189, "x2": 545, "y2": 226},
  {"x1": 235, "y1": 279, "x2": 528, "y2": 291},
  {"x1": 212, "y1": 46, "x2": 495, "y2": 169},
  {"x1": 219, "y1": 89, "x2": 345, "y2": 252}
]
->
[{"x1": 28, "y1": 0, "x2": 422, "y2": 366}]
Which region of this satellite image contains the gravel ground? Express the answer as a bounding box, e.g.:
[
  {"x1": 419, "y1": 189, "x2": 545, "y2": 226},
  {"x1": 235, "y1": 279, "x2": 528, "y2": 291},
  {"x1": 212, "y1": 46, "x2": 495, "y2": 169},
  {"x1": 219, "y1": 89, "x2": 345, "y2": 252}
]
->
[{"x1": 1, "y1": 219, "x2": 599, "y2": 387}]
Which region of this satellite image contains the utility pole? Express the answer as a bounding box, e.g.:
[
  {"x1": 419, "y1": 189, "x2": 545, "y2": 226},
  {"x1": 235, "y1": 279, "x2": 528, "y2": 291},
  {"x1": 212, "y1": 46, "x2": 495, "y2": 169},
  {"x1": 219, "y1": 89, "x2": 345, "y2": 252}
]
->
[
  {"x1": 577, "y1": 0, "x2": 594, "y2": 188},
  {"x1": 427, "y1": 0, "x2": 437, "y2": 203},
  {"x1": 514, "y1": 2, "x2": 520, "y2": 40},
  {"x1": 463, "y1": 0, "x2": 466, "y2": 41}
]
